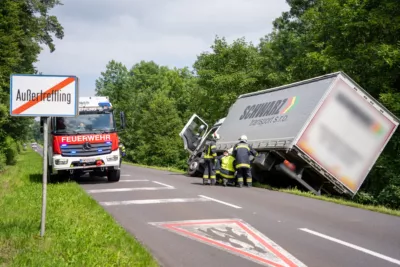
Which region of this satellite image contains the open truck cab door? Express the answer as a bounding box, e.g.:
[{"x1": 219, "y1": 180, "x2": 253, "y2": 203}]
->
[
  {"x1": 180, "y1": 114, "x2": 226, "y2": 177},
  {"x1": 179, "y1": 114, "x2": 209, "y2": 154}
]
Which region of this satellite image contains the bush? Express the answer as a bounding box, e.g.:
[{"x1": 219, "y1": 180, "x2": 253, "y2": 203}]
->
[
  {"x1": 377, "y1": 185, "x2": 400, "y2": 209},
  {"x1": 354, "y1": 191, "x2": 378, "y2": 206},
  {"x1": 4, "y1": 136, "x2": 18, "y2": 165}
]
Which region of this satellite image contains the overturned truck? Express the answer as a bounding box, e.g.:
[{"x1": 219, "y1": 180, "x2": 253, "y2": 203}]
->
[{"x1": 180, "y1": 72, "x2": 399, "y2": 197}]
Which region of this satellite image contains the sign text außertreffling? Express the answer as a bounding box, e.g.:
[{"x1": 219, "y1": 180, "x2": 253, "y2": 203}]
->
[{"x1": 15, "y1": 89, "x2": 72, "y2": 104}]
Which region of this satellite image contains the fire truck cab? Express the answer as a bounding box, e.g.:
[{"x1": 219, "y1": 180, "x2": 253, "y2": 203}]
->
[{"x1": 41, "y1": 96, "x2": 126, "y2": 182}]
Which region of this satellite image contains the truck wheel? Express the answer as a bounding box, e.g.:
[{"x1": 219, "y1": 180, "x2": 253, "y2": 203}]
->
[
  {"x1": 107, "y1": 169, "x2": 120, "y2": 182},
  {"x1": 187, "y1": 159, "x2": 202, "y2": 177}
]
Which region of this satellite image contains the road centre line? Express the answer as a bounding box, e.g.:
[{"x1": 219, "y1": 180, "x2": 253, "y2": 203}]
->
[
  {"x1": 199, "y1": 195, "x2": 242, "y2": 209},
  {"x1": 120, "y1": 174, "x2": 131, "y2": 177},
  {"x1": 87, "y1": 187, "x2": 174, "y2": 193},
  {"x1": 152, "y1": 181, "x2": 174, "y2": 188},
  {"x1": 100, "y1": 197, "x2": 211, "y2": 206},
  {"x1": 299, "y1": 228, "x2": 400, "y2": 266},
  {"x1": 119, "y1": 179, "x2": 149, "y2": 182}
]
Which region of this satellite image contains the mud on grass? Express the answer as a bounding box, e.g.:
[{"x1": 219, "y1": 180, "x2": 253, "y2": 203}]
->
[{"x1": 0, "y1": 150, "x2": 158, "y2": 267}]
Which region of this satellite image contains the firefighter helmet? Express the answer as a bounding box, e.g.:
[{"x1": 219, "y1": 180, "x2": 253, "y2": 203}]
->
[{"x1": 239, "y1": 135, "x2": 247, "y2": 142}]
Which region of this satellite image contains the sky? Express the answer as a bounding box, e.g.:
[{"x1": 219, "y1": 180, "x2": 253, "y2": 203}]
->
[{"x1": 35, "y1": 0, "x2": 290, "y2": 97}]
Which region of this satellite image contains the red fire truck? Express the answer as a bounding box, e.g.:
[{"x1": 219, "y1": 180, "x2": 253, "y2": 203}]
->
[{"x1": 41, "y1": 96, "x2": 126, "y2": 182}]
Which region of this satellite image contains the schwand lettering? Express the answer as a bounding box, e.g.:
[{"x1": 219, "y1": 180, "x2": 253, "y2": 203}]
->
[{"x1": 239, "y1": 97, "x2": 289, "y2": 126}]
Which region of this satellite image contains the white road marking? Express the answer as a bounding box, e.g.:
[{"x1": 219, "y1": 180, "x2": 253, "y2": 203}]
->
[
  {"x1": 121, "y1": 174, "x2": 131, "y2": 177},
  {"x1": 199, "y1": 195, "x2": 242, "y2": 209},
  {"x1": 299, "y1": 228, "x2": 400, "y2": 266},
  {"x1": 87, "y1": 187, "x2": 174, "y2": 193},
  {"x1": 152, "y1": 181, "x2": 174, "y2": 188},
  {"x1": 119, "y1": 179, "x2": 149, "y2": 182},
  {"x1": 100, "y1": 197, "x2": 211, "y2": 206}
]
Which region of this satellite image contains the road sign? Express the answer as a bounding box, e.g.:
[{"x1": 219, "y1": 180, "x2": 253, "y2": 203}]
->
[
  {"x1": 10, "y1": 74, "x2": 79, "y2": 117},
  {"x1": 149, "y1": 218, "x2": 307, "y2": 267}
]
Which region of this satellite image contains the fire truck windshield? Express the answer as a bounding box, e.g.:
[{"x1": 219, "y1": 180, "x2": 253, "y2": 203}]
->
[{"x1": 54, "y1": 113, "x2": 115, "y2": 134}]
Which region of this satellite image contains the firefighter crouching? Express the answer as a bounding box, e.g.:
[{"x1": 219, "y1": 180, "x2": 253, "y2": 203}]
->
[
  {"x1": 232, "y1": 135, "x2": 257, "y2": 187},
  {"x1": 202, "y1": 132, "x2": 220, "y2": 185},
  {"x1": 217, "y1": 148, "x2": 236, "y2": 187}
]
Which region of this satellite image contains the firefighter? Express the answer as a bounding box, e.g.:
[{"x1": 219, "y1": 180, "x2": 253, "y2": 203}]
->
[
  {"x1": 232, "y1": 135, "x2": 257, "y2": 187},
  {"x1": 202, "y1": 132, "x2": 220, "y2": 185},
  {"x1": 118, "y1": 139, "x2": 126, "y2": 165},
  {"x1": 217, "y1": 148, "x2": 236, "y2": 187}
]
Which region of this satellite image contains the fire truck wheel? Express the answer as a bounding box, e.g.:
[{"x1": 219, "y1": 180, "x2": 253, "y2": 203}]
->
[{"x1": 107, "y1": 169, "x2": 120, "y2": 182}]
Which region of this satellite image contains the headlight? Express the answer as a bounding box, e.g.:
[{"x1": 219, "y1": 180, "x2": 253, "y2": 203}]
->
[
  {"x1": 106, "y1": 155, "x2": 119, "y2": 161},
  {"x1": 55, "y1": 159, "x2": 68, "y2": 165}
]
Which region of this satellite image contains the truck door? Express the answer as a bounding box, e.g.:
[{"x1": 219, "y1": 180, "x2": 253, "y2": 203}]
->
[{"x1": 179, "y1": 114, "x2": 209, "y2": 153}]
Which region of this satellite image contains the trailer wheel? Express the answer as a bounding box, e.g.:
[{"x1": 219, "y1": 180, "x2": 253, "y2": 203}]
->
[{"x1": 107, "y1": 169, "x2": 120, "y2": 182}]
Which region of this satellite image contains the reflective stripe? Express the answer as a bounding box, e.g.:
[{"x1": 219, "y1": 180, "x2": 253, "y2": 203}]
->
[
  {"x1": 211, "y1": 145, "x2": 216, "y2": 149},
  {"x1": 235, "y1": 144, "x2": 250, "y2": 150},
  {"x1": 216, "y1": 170, "x2": 220, "y2": 174},
  {"x1": 212, "y1": 153, "x2": 217, "y2": 157},
  {"x1": 220, "y1": 173, "x2": 235, "y2": 179},
  {"x1": 246, "y1": 178, "x2": 252, "y2": 183},
  {"x1": 203, "y1": 176, "x2": 209, "y2": 179},
  {"x1": 237, "y1": 177, "x2": 244, "y2": 182},
  {"x1": 236, "y1": 163, "x2": 250, "y2": 168},
  {"x1": 210, "y1": 175, "x2": 216, "y2": 179},
  {"x1": 204, "y1": 155, "x2": 213, "y2": 159}
]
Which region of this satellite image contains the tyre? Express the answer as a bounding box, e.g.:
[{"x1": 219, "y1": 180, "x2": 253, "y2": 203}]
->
[
  {"x1": 107, "y1": 169, "x2": 120, "y2": 182},
  {"x1": 187, "y1": 159, "x2": 202, "y2": 177}
]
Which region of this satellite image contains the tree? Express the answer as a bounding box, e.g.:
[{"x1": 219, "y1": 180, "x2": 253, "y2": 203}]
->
[{"x1": 0, "y1": 0, "x2": 64, "y2": 169}]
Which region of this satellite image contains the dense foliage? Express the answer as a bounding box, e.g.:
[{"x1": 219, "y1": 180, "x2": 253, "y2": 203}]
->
[
  {"x1": 96, "y1": 0, "x2": 400, "y2": 208},
  {"x1": 0, "y1": 0, "x2": 64, "y2": 170}
]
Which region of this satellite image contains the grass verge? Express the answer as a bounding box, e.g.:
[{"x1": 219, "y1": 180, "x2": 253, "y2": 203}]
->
[
  {"x1": 123, "y1": 161, "x2": 400, "y2": 217},
  {"x1": 253, "y1": 182, "x2": 400, "y2": 217},
  {"x1": 0, "y1": 150, "x2": 158, "y2": 267}
]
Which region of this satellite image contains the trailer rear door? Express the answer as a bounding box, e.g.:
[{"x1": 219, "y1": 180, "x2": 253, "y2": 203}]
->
[{"x1": 295, "y1": 74, "x2": 399, "y2": 195}]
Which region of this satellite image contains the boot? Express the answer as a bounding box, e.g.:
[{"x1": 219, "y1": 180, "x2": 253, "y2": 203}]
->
[
  {"x1": 210, "y1": 178, "x2": 216, "y2": 185},
  {"x1": 237, "y1": 182, "x2": 243, "y2": 188},
  {"x1": 203, "y1": 178, "x2": 209, "y2": 185},
  {"x1": 223, "y1": 178, "x2": 228, "y2": 187},
  {"x1": 246, "y1": 182, "x2": 252, "y2": 187}
]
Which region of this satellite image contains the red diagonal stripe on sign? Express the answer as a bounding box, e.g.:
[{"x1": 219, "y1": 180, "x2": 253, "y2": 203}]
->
[{"x1": 12, "y1": 77, "x2": 75, "y2": 115}]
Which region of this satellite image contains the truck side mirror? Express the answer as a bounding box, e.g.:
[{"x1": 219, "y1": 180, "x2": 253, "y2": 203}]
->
[{"x1": 120, "y1": 111, "x2": 126, "y2": 129}]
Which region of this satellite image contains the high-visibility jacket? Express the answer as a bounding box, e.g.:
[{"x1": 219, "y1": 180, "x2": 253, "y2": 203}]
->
[
  {"x1": 203, "y1": 140, "x2": 217, "y2": 159},
  {"x1": 219, "y1": 155, "x2": 236, "y2": 178},
  {"x1": 119, "y1": 143, "x2": 126, "y2": 156},
  {"x1": 232, "y1": 141, "x2": 257, "y2": 169}
]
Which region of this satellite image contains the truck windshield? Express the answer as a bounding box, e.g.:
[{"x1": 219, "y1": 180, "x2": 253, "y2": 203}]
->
[{"x1": 53, "y1": 112, "x2": 115, "y2": 134}]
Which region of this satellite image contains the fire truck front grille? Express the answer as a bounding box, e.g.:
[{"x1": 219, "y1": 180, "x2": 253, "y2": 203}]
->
[{"x1": 60, "y1": 142, "x2": 112, "y2": 157}]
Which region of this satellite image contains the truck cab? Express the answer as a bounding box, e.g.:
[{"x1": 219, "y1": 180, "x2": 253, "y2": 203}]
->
[
  {"x1": 42, "y1": 96, "x2": 126, "y2": 182},
  {"x1": 179, "y1": 114, "x2": 225, "y2": 176}
]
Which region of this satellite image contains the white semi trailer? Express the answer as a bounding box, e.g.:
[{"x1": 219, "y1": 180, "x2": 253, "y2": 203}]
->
[{"x1": 179, "y1": 72, "x2": 399, "y2": 197}]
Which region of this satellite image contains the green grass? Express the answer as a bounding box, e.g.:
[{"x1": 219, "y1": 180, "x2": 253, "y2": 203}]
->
[
  {"x1": 0, "y1": 150, "x2": 159, "y2": 267},
  {"x1": 123, "y1": 161, "x2": 400, "y2": 217},
  {"x1": 253, "y1": 182, "x2": 400, "y2": 217}
]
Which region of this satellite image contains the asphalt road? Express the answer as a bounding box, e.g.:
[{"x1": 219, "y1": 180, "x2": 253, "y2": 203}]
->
[{"x1": 34, "y1": 147, "x2": 400, "y2": 267}]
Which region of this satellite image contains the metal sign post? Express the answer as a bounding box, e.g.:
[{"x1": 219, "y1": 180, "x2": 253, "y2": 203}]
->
[{"x1": 40, "y1": 117, "x2": 48, "y2": 237}]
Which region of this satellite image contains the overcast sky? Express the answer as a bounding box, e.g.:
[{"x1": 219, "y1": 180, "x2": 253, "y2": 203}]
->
[{"x1": 35, "y1": 0, "x2": 289, "y2": 97}]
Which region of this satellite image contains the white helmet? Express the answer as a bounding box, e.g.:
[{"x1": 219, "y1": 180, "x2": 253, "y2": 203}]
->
[
  {"x1": 239, "y1": 135, "x2": 247, "y2": 142},
  {"x1": 212, "y1": 132, "x2": 220, "y2": 140},
  {"x1": 227, "y1": 148, "x2": 233, "y2": 155}
]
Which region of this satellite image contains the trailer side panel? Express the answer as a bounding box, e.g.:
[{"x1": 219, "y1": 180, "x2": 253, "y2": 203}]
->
[
  {"x1": 216, "y1": 76, "x2": 336, "y2": 149},
  {"x1": 295, "y1": 75, "x2": 399, "y2": 195}
]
